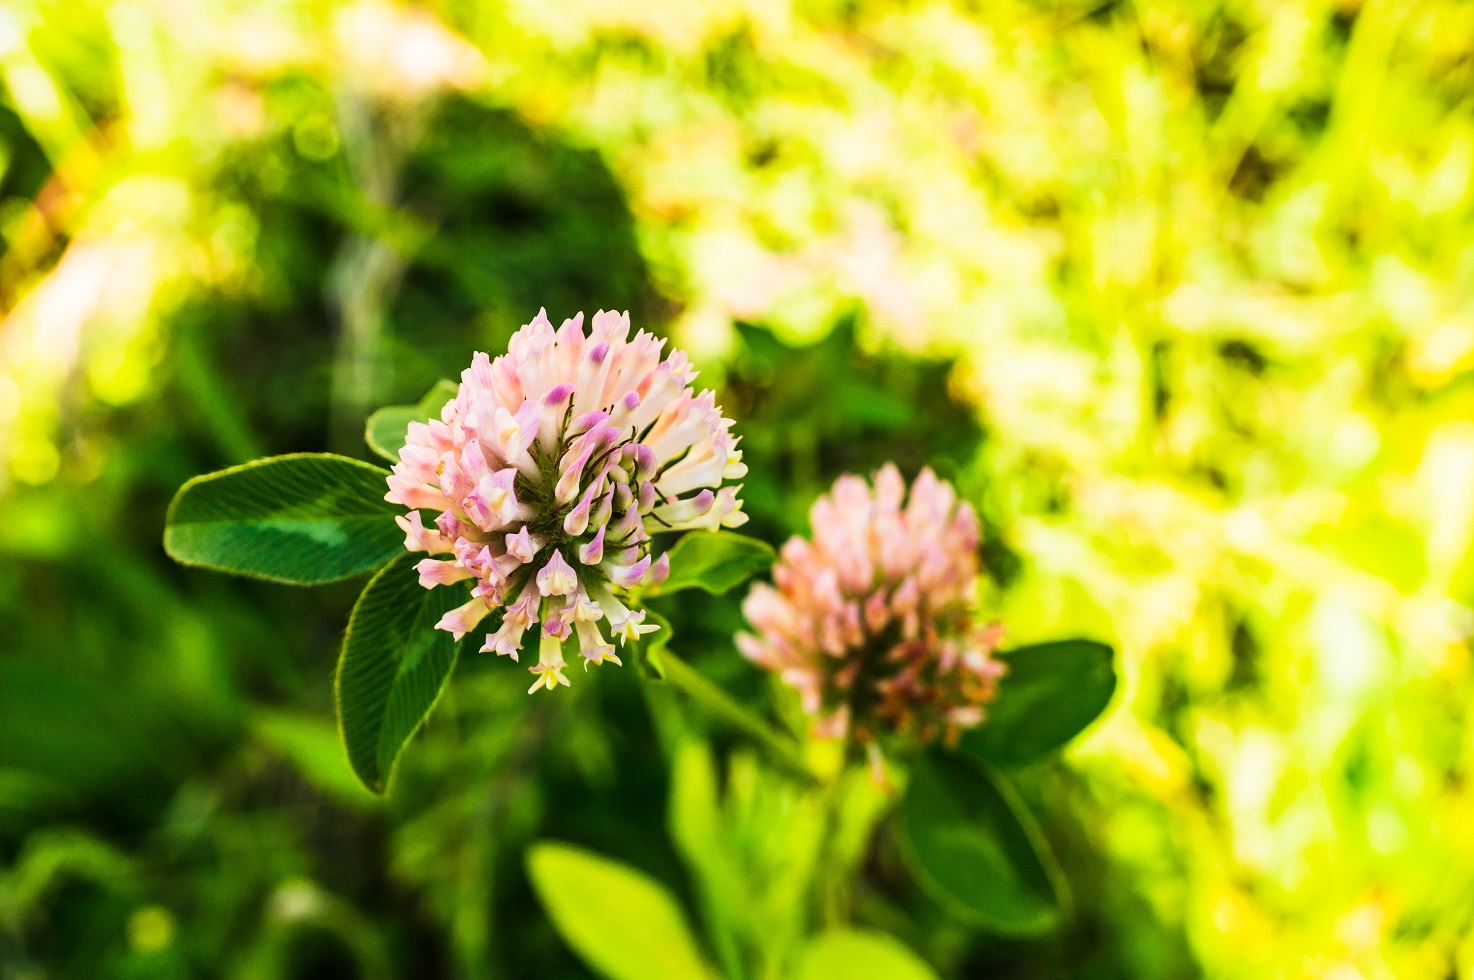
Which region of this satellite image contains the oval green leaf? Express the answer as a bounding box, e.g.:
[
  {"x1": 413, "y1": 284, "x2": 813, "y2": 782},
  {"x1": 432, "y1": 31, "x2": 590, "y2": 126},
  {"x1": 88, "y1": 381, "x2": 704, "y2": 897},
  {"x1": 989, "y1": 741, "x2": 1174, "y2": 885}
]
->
[
  {"x1": 364, "y1": 379, "x2": 458, "y2": 461},
  {"x1": 796, "y1": 930, "x2": 940, "y2": 980},
  {"x1": 959, "y1": 639, "x2": 1116, "y2": 767},
  {"x1": 654, "y1": 531, "x2": 775, "y2": 595},
  {"x1": 164, "y1": 453, "x2": 403, "y2": 585},
  {"x1": 900, "y1": 751, "x2": 1066, "y2": 935},
  {"x1": 526, "y1": 842, "x2": 716, "y2": 980},
  {"x1": 335, "y1": 553, "x2": 465, "y2": 795}
]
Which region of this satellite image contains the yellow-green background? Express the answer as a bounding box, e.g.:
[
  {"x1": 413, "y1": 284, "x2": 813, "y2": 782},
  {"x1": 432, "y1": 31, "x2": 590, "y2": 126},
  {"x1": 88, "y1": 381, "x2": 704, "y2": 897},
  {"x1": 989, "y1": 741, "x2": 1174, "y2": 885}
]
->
[{"x1": 1, "y1": 1, "x2": 1471, "y2": 977}]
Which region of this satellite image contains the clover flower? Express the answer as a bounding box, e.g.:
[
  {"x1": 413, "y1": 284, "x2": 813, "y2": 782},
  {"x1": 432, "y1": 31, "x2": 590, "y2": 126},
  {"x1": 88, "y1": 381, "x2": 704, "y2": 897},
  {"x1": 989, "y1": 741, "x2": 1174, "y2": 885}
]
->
[
  {"x1": 737, "y1": 464, "x2": 1004, "y2": 747},
  {"x1": 386, "y1": 309, "x2": 747, "y2": 692}
]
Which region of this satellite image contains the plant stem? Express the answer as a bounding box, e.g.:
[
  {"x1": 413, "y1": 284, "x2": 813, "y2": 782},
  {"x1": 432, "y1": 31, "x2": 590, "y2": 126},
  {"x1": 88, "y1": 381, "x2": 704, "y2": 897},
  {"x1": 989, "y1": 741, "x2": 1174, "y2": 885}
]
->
[
  {"x1": 815, "y1": 740, "x2": 863, "y2": 928},
  {"x1": 658, "y1": 652, "x2": 818, "y2": 787}
]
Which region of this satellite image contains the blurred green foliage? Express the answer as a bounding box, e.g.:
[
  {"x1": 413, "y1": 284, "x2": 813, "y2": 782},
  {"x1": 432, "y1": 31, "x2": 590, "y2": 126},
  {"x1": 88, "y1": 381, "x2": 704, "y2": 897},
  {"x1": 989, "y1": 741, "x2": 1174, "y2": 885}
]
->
[{"x1": 2, "y1": 0, "x2": 1473, "y2": 978}]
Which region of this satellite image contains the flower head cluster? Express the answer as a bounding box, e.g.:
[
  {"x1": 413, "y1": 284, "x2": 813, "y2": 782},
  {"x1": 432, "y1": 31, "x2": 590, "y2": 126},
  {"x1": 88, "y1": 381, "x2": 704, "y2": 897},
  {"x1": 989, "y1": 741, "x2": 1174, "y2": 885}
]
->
[
  {"x1": 386, "y1": 309, "x2": 747, "y2": 692},
  {"x1": 737, "y1": 465, "x2": 1004, "y2": 746}
]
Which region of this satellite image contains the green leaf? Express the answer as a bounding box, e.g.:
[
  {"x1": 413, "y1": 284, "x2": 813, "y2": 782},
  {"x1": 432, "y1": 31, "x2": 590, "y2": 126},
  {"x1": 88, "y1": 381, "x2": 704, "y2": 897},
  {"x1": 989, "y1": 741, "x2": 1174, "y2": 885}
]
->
[
  {"x1": 164, "y1": 453, "x2": 403, "y2": 585},
  {"x1": 252, "y1": 709, "x2": 379, "y2": 810},
  {"x1": 364, "y1": 379, "x2": 458, "y2": 461},
  {"x1": 526, "y1": 842, "x2": 717, "y2": 980},
  {"x1": 796, "y1": 930, "x2": 940, "y2": 980},
  {"x1": 335, "y1": 553, "x2": 465, "y2": 795},
  {"x1": 667, "y1": 742, "x2": 745, "y2": 980},
  {"x1": 959, "y1": 639, "x2": 1116, "y2": 767},
  {"x1": 653, "y1": 531, "x2": 775, "y2": 595},
  {"x1": 900, "y1": 751, "x2": 1066, "y2": 935}
]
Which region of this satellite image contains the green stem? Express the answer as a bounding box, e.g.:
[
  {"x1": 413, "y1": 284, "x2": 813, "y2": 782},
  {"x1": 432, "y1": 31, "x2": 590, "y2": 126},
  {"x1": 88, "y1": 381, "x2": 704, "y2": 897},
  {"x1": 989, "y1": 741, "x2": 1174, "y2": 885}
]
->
[
  {"x1": 658, "y1": 652, "x2": 817, "y2": 788},
  {"x1": 814, "y1": 742, "x2": 862, "y2": 929},
  {"x1": 174, "y1": 327, "x2": 262, "y2": 463}
]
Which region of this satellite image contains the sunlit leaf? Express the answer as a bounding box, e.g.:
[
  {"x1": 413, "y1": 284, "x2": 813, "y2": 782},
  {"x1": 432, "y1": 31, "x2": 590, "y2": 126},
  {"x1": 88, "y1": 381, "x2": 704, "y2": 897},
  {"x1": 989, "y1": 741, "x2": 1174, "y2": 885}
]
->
[
  {"x1": 364, "y1": 379, "x2": 459, "y2": 461},
  {"x1": 164, "y1": 453, "x2": 402, "y2": 585},
  {"x1": 335, "y1": 554, "x2": 464, "y2": 795},
  {"x1": 901, "y1": 751, "x2": 1066, "y2": 935},
  {"x1": 796, "y1": 930, "x2": 940, "y2": 980},
  {"x1": 959, "y1": 639, "x2": 1116, "y2": 767},
  {"x1": 653, "y1": 532, "x2": 775, "y2": 595},
  {"x1": 252, "y1": 709, "x2": 379, "y2": 810},
  {"x1": 526, "y1": 842, "x2": 717, "y2": 980},
  {"x1": 667, "y1": 741, "x2": 746, "y2": 980}
]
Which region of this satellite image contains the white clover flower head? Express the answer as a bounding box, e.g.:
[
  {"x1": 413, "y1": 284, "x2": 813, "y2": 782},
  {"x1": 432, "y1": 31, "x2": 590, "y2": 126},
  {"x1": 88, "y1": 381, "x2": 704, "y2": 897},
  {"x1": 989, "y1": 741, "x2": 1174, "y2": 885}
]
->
[
  {"x1": 736, "y1": 464, "x2": 1004, "y2": 746},
  {"x1": 387, "y1": 309, "x2": 747, "y2": 692}
]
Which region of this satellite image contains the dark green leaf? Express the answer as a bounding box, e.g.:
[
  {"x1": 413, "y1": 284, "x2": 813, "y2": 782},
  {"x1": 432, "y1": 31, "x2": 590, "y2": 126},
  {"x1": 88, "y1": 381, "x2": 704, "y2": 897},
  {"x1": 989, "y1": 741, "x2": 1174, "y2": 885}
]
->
[
  {"x1": 364, "y1": 379, "x2": 459, "y2": 461},
  {"x1": 335, "y1": 554, "x2": 465, "y2": 795},
  {"x1": 526, "y1": 842, "x2": 716, "y2": 980},
  {"x1": 900, "y1": 751, "x2": 1066, "y2": 935},
  {"x1": 164, "y1": 453, "x2": 403, "y2": 585},
  {"x1": 654, "y1": 531, "x2": 775, "y2": 595},
  {"x1": 959, "y1": 639, "x2": 1116, "y2": 767}
]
